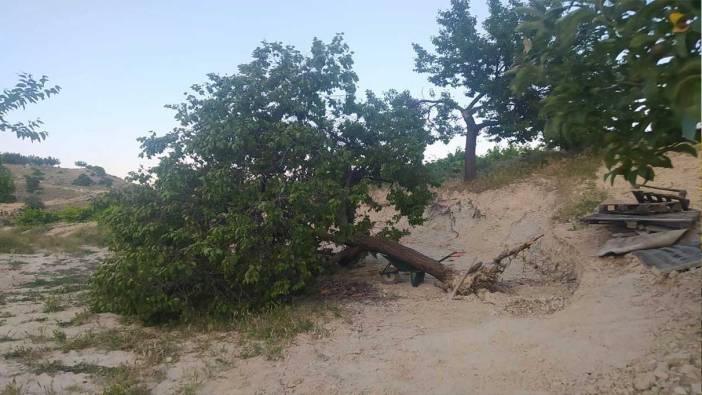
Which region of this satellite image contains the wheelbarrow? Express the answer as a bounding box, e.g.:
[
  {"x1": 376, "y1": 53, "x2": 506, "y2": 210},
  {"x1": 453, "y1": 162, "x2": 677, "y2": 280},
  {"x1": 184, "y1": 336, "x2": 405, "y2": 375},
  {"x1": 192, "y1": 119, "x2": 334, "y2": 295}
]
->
[{"x1": 379, "y1": 251, "x2": 465, "y2": 287}]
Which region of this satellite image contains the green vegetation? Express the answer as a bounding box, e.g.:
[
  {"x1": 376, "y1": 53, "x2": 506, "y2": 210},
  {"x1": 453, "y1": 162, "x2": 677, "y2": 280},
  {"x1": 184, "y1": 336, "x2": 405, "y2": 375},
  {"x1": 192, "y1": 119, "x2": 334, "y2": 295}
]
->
[
  {"x1": 24, "y1": 168, "x2": 44, "y2": 193},
  {"x1": 72, "y1": 173, "x2": 95, "y2": 186},
  {"x1": 59, "y1": 327, "x2": 178, "y2": 364},
  {"x1": 16, "y1": 208, "x2": 56, "y2": 225},
  {"x1": 0, "y1": 152, "x2": 60, "y2": 166},
  {"x1": 75, "y1": 161, "x2": 107, "y2": 177},
  {"x1": 14, "y1": 203, "x2": 105, "y2": 226},
  {"x1": 0, "y1": 382, "x2": 23, "y2": 395},
  {"x1": 43, "y1": 295, "x2": 65, "y2": 313},
  {"x1": 414, "y1": 0, "x2": 543, "y2": 180},
  {"x1": 513, "y1": 1, "x2": 700, "y2": 183},
  {"x1": 426, "y1": 145, "x2": 557, "y2": 186},
  {"x1": 0, "y1": 73, "x2": 60, "y2": 142},
  {"x1": 91, "y1": 35, "x2": 436, "y2": 322},
  {"x1": 0, "y1": 163, "x2": 16, "y2": 203},
  {"x1": 235, "y1": 304, "x2": 331, "y2": 360}
]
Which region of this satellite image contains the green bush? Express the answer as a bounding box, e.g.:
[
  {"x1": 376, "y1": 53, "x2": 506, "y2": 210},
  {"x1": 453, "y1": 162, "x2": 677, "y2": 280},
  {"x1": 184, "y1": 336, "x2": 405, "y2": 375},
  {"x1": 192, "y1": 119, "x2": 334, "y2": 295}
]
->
[
  {"x1": 98, "y1": 177, "x2": 113, "y2": 187},
  {"x1": 0, "y1": 164, "x2": 16, "y2": 203},
  {"x1": 23, "y1": 195, "x2": 45, "y2": 209},
  {"x1": 16, "y1": 208, "x2": 58, "y2": 225},
  {"x1": 24, "y1": 169, "x2": 43, "y2": 193},
  {"x1": 72, "y1": 173, "x2": 94, "y2": 186},
  {"x1": 56, "y1": 206, "x2": 94, "y2": 222}
]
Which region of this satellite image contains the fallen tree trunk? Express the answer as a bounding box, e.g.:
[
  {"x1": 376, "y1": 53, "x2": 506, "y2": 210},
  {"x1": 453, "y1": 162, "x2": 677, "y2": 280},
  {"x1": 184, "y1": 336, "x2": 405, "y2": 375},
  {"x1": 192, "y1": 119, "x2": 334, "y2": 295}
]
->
[
  {"x1": 346, "y1": 234, "x2": 455, "y2": 283},
  {"x1": 344, "y1": 233, "x2": 544, "y2": 293}
]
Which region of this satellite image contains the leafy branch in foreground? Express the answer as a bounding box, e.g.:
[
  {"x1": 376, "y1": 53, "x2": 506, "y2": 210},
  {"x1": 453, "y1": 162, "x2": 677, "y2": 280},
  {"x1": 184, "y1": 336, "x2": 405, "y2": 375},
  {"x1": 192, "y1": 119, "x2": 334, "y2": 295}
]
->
[
  {"x1": 0, "y1": 73, "x2": 61, "y2": 142},
  {"x1": 513, "y1": 0, "x2": 700, "y2": 184}
]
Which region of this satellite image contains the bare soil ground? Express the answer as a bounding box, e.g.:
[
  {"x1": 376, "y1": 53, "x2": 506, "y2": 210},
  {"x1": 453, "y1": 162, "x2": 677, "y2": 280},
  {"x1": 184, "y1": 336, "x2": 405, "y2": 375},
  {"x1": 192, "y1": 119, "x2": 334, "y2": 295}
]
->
[{"x1": 0, "y1": 153, "x2": 699, "y2": 394}]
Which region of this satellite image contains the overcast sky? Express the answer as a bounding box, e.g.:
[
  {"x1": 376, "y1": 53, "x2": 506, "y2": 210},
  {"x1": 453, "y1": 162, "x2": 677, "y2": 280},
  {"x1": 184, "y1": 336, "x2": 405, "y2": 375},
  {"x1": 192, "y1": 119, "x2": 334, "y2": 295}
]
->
[{"x1": 1, "y1": 0, "x2": 492, "y2": 177}]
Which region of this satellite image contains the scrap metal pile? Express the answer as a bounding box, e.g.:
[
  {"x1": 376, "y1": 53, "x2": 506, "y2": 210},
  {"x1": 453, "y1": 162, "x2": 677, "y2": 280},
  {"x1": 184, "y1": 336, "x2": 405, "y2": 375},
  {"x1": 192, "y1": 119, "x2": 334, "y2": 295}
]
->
[{"x1": 582, "y1": 185, "x2": 701, "y2": 273}]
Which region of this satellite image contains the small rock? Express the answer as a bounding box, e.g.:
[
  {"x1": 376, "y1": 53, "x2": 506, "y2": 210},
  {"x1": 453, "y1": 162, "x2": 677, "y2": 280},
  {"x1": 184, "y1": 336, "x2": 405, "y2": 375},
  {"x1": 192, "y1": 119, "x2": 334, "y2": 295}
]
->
[
  {"x1": 633, "y1": 372, "x2": 656, "y2": 391},
  {"x1": 673, "y1": 386, "x2": 689, "y2": 395},
  {"x1": 690, "y1": 383, "x2": 701, "y2": 394},
  {"x1": 668, "y1": 353, "x2": 692, "y2": 368},
  {"x1": 679, "y1": 364, "x2": 698, "y2": 377},
  {"x1": 655, "y1": 364, "x2": 670, "y2": 380}
]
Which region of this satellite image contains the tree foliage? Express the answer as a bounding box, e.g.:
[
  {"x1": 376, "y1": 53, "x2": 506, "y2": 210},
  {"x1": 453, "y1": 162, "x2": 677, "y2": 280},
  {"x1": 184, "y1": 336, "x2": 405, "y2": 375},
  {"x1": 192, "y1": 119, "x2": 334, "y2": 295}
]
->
[
  {"x1": 414, "y1": 0, "x2": 544, "y2": 180},
  {"x1": 1, "y1": 74, "x2": 61, "y2": 142},
  {"x1": 512, "y1": 0, "x2": 700, "y2": 183},
  {"x1": 72, "y1": 173, "x2": 94, "y2": 187},
  {"x1": 0, "y1": 165, "x2": 16, "y2": 203},
  {"x1": 0, "y1": 152, "x2": 60, "y2": 166},
  {"x1": 91, "y1": 36, "x2": 435, "y2": 321},
  {"x1": 24, "y1": 169, "x2": 44, "y2": 194}
]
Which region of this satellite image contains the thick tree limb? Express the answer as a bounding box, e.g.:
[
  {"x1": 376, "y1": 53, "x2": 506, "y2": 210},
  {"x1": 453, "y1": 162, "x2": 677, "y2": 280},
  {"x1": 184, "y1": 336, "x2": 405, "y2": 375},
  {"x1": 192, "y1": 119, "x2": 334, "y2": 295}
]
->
[{"x1": 329, "y1": 246, "x2": 366, "y2": 267}]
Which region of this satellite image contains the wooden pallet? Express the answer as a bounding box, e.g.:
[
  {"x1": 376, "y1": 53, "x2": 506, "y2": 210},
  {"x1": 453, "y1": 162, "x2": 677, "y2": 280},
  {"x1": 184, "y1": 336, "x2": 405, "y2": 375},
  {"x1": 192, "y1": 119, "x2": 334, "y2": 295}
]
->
[{"x1": 599, "y1": 202, "x2": 682, "y2": 215}]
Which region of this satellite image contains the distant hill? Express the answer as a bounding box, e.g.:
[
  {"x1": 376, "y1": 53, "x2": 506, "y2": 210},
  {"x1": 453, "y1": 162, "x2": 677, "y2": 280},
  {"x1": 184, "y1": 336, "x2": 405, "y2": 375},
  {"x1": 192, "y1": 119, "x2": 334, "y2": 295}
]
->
[{"x1": 2, "y1": 164, "x2": 125, "y2": 210}]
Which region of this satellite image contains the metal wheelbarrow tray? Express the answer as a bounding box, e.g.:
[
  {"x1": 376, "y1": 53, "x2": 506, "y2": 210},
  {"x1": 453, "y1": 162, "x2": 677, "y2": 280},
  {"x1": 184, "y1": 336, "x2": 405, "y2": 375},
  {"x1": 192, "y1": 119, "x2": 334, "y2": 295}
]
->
[{"x1": 379, "y1": 251, "x2": 465, "y2": 287}]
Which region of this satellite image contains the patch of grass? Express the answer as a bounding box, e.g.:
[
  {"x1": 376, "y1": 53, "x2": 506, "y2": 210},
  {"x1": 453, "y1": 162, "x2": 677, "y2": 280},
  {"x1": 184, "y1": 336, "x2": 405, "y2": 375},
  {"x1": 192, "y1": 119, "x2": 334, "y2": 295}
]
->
[
  {"x1": 100, "y1": 365, "x2": 149, "y2": 395},
  {"x1": 43, "y1": 295, "x2": 64, "y2": 313},
  {"x1": 3, "y1": 259, "x2": 28, "y2": 270},
  {"x1": 234, "y1": 304, "x2": 332, "y2": 360},
  {"x1": 58, "y1": 309, "x2": 93, "y2": 327},
  {"x1": 61, "y1": 327, "x2": 178, "y2": 365},
  {"x1": 0, "y1": 224, "x2": 107, "y2": 254},
  {"x1": 0, "y1": 381, "x2": 23, "y2": 395},
  {"x1": 557, "y1": 180, "x2": 608, "y2": 223},
  {"x1": 52, "y1": 329, "x2": 67, "y2": 343},
  {"x1": 33, "y1": 361, "x2": 122, "y2": 376},
  {"x1": 3, "y1": 345, "x2": 46, "y2": 364}
]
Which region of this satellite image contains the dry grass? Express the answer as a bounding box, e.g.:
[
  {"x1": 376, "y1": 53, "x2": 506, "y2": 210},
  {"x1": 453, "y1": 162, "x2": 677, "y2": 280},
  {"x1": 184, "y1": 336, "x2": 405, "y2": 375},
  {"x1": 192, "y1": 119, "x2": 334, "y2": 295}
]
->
[
  {"x1": 234, "y1": 303, "x2": 337, "y2": 360},
  {"x1": 0, "y1": 223, "x2": 107, "y2": 254}
]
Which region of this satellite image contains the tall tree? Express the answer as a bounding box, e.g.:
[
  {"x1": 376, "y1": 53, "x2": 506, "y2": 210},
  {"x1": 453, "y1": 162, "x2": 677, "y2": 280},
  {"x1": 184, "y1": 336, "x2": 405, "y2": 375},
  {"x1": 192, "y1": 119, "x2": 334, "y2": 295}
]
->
[
  {"x1": 414, "y1": 0, "x2": 544, "y2": 180},
  {"x1": 513, "y1": 0, "x2": 700, "y2": 183}
]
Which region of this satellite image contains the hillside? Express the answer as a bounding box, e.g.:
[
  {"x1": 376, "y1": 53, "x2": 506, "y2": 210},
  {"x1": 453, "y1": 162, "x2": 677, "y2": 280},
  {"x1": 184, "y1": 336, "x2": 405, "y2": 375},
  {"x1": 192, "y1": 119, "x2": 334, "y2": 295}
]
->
[{"x1": 0, "y1": 164, "x2": 124, "y2": 212}]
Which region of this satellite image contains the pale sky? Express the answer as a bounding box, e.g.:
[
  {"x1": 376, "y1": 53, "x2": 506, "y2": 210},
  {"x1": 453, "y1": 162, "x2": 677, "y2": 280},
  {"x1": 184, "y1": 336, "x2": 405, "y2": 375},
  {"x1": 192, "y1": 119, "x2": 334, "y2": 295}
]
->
[{"x1": 1, "y1": 1, "x2": 494, "y2": 177}]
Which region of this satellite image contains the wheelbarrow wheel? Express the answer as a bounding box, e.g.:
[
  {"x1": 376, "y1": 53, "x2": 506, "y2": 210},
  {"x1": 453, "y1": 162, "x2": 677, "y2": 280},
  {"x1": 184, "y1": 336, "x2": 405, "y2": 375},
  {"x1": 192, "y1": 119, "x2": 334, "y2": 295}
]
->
[
  {"x1": 380, "y1": 271, "x2": 400, "y2": 284},
  {"x1": 410, "y1": 272, "x2": 425, "y2": 287}
]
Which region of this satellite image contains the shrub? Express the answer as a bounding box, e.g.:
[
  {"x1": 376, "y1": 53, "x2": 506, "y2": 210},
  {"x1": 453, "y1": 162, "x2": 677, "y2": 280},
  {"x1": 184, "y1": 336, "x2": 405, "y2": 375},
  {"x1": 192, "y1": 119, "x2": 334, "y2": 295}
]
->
[
  {"x1": 16, "y1": 208, "x2": 58, "y2": 225},
  {"x1": 56, "y1": 206, "x2": 94, "y2": 222},
  {"x1": 23, "y1": 195, "x2": 45, "y2": 209},
  {"x1": 98, "y1": 177, "x2": 113, "y2": 187},
  {"x1": 72, "y1": 174, "x2": 94, "y2": 186},
  {"x1": 0, "y1": 164, "x2": 16, "y2": 203},
  {"x1": 24, "y1": 169, "x2": 43, "y2": 193}
]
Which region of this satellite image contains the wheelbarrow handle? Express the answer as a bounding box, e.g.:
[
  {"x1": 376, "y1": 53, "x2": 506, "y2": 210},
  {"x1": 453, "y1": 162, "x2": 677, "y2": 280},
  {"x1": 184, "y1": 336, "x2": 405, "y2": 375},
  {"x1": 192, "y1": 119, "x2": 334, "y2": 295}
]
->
[{"x1": 438, "y1": 251, "x2": 466, "y2": 262}]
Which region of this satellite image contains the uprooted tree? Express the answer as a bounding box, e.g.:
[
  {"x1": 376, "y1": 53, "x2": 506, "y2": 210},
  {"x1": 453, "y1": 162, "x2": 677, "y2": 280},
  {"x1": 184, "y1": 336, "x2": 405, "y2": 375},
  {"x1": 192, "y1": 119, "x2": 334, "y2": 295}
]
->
[{"x1": 93, "y1": 35, "x2": 510, "y2": 322}]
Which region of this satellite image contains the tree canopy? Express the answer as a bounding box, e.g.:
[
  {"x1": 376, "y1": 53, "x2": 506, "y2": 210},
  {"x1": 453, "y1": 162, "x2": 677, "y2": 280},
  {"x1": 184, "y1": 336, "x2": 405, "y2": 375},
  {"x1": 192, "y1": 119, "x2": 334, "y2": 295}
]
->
[
  {"x1": 91, "y1": 36, "x2": 437, "y2": 321},
  {"x1": 512, "y1": 0, "x2": 700, "y2": 183},
  {"x1": 413, "y1": 0, "x2": 544, "y2": 180}
]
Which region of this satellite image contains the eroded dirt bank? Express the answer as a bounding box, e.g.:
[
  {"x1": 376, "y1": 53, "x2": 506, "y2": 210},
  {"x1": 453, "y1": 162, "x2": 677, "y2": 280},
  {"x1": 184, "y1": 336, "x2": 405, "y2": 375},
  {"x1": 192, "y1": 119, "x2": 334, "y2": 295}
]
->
[{"x1": 0, "y1": 153, "x2": 699, "y2": 394}]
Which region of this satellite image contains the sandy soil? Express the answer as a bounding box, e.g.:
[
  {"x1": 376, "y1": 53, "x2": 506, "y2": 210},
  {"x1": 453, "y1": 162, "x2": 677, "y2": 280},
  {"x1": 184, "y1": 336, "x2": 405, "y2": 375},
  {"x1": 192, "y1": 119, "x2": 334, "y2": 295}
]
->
[{"x1": 0, "y1": 153, "x2": 699, "y2": 394}]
